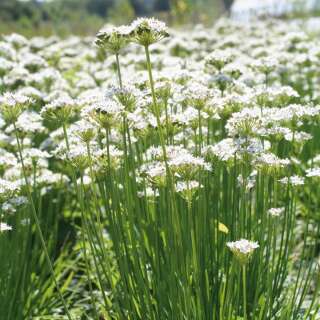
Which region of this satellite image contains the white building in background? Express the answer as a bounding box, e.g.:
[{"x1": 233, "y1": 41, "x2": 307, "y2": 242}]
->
[{"x1": 231, "y1": 0, "x2": 320, "y2": 20}]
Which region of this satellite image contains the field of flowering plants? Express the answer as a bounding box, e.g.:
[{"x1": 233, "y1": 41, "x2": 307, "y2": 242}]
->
[{"x1": 1, "y1": 16, "x2": 320, "y2": 320}]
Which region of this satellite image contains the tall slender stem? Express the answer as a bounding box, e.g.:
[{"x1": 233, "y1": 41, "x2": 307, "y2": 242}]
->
[
  {"x1": 116, "y1": 53, "x2": 123, "y2": 89},
  {"x1": 144, "y1": 44, "x2": 167, "y2": 160},
  {"x1": 62, "y1": 123, "x2": 102, "y2": 316},
  {"x1": 86, "y1": 141, "x2": 109, "y2": 261},
  {"x1": 13, "y1": 122, "x2": 72, "y2": 320},
  {"x1": 243, "y1": 265, "x2": 247, "y2": 320}
]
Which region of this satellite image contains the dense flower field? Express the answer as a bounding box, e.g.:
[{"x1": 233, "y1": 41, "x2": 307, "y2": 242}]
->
[{"x1": 0, "y1": 17, "x2": 320, "y2": 319}]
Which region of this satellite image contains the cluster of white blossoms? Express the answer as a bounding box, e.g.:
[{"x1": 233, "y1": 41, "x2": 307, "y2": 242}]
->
[
  {"x1": 0, "y1": 222, "x2": 12, "y2": 232},
  {"x1": 0, "y1": 92, "x2": 33, "y2": 123},
  {"x1": 268, "y1": 207, "x2": 285, "y2": 217},
  {"x1": 0, "y1": 17, "x2": 319, "y2": 267},
  {"x1": 95, "y1": 17, "x2": 169, "y2": 51},
  {"x1": 278, "y1": 175, "x2": 305, "y2": 186},
  {"x1": 0, "y1": 178, "x2": 20, "y2": 232},
  {"x1": 0, "y1": 178, "x2": 19, "y2": 201},
  {"x1": 306, "y1": 167, "x2": 320, "y2": 178},
  {"x1": 227, "y1": 239, "x2": 259, "y2": 264}
]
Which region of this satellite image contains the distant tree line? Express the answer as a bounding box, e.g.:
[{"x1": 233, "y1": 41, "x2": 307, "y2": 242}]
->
[{"x1": 0, "y1": 0, "x2": 233, "y2": 36}]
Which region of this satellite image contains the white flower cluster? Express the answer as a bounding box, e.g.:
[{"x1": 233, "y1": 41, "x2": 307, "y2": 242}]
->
[
  {"x1": 0, "y1": 178, "x2": 19, "y2": 201},
  {"x1": 227, "y1": 239, "x2": 259, "y2": 264},
  {"x1": 0, "y1": 17, "x2": 318, "y2": 254}
]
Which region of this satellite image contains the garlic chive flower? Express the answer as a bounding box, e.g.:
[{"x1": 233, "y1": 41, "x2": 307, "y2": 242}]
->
[
  {"x1": 184, "y1": 82, "x2": 211, "y2": 110},
  {"x1": 227, "y1": 239, "x2": 259, "y2": 265},
  {"x1": 0, "y1": 92, "x2": 33, "y2": 123},
  {"x1": 140, "y1": 161, "x2": 167, "y2": 187},
  {"x1": 278, "y1": 175, "x2": 305, "y2": 186},
  {"x1": 72, "y1": 119, "x2": 96, "y2": 143},
  {"x1": 106, "y1": 85, "x2": 138, "y2": 112},
  {"x1": 254, "y1": 153, "x2": 290, "y2": 175},
  {"x1": 176, "y1": 180, "x2": 202, "y2": 205},
  {"x1": 0, "y1": 178, "x2": 19, "y2": 202},
  {"x1": 95, "y1": 146, "x2": 123, "y2": 172},
  {"x1": 155, "y1": 80, "x2": 171, "y2": 101},
  {"x1": 205, "y1": 50, "x2": 234, "y2": 72},
  {"x1": 130, "y1": 17, "x2": 169, "y2": 47},
  {"x1": 168, "y1": 152, "x2": 212, "y2": 180},
  {"x1": 0, "y1": 222, "x2": 12, "y2": 232},
  {"x1": 306, "y1": 167, "x2": 320, "y2": 178},
  {"x1": 268, "y1": 207, "x2": 285, "y2": 217},
  {"x1": 84, "y1": 99, "x2": 124, "y2": 130},
  {"x1": 66, "y1": 145, "x2": 90, "y2": 172},
  {"x1": 41, "y1": 96, "x2": 77, "y2": 123},
  {"x1": 95, "y1": 25, "x2": 132, "y2": 54}
]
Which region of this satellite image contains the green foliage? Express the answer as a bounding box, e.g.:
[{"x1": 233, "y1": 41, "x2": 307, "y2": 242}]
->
[
  {"x1": 0, "y1": 190, "x2": 81, "y2": 319},
  {"x1": 108, "y1": 0, "x2": 135, "y2": 25},
  {"x1": 0, "y1": 0, "x2": 227, "y2": 36},
  {"x1": 170, "y1": 0, "x2": 224, "y2": 25}
]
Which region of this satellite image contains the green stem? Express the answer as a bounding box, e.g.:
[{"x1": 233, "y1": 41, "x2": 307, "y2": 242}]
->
[
  {"x1": 243, "y1": 265, "x2": 247, "y2": 320},
  {"x1": 13, "y1": 122, "x2": 72, "y2": 320},
  {"x1": 144, "y1": 44, "x2": 167, "y2": 161},
  {"x1": 85, "y1": 141, "x2": 109, "y2": 262},
  {"x1": 61, "y1": 123, "x2": 101, "y2": 316},
  {"x1": 116, "y1": 53, "x2": 123, "y2": 89}
]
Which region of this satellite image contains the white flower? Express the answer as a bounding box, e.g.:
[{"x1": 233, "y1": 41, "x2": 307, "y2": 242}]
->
[
  {"x1": 255, "y1": 153, "x2": 290, "y2": 170},
  {"x1": 284, "y1": 131, "x2": 312, "y2": 143},
  {"x1": 2, "y1": 202, "x2": 16, "y2": 214},
  {"x1": 0, "y1": 149, "x2": 17, "y2": 169},
  {"x1": 0, "y1": 222, "x2": 12, "y2": 232},
  {"x1": 226, "y1": 107, "x2": 263, "y2": 137},
  {"x1": 3, "y1": 33, "x2": 27, "y2": 48},
  {"x1": 0, "y1": 178, "x2": 19, "y2": 201},
  {"x1": 143, "y1": 161, "x2": 166, "y2": 178},
  {"x1": 72, "y1": 119, "x2": 97, "y2": 143},
  {"x1": 175, "y1": 180, "x2": 202, "y2": 203},
  {"x1": 95, "y1": 25, "x2": 132, "y2": 53},
  {"x1": 278, "y1": 175, "x2": 305, "y2": 186},
  {"x1": 172, "y1": 107, "x2": 200, "y2": 126},
  {"x1": 77, "y1": 175, "x2": 92, "y2": 186},
  {"x1": 227, "y1": 239, "x2": 259, "y2": 264},
  {"x1": 184, "y1": 82, "x2": 212, "y2": 109},
  {"x1": 84, "y1": 99, "x2": 124, "y2": 129},
  {"x1": 130, "y1": 17, "x2": 169, "y2": 46},
  {"x1": 0, "y1": 92, "x2": 33, "y2": 123},
  {"x1": 306, "y1": 167, "x2": 320, "y2": 178},
  {"x1": 204, "y1": 139, "x2": 237, "y2": 162},
  {"x1": 268, "y1": 207, "x2": 285, "y2": 217},
  {"x1": 37, "y1": 170, "x2": 69, "y2": 186},
  {"x1": 237, "y1": 170, "x2": 257, "y2": 191},
  {"x1": 205, "y1": 49, "x2": 234, "y2": 71},
  {"x1": 137, "y1": 187, "x2": 159, "y2": 198},
  {"x1": 168, "y1": 152, "x2": 212, "y2": 179},
  {"x1": 176, "y1": 180, "x2": 201, "y2": 192}
]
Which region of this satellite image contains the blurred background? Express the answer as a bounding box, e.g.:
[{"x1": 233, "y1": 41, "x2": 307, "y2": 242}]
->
[
  {"x1": 1, "y1": 0, "x2": 320, "y2": 37},
  {"x1": 0, "y1": 0, "x2": 232, "y2": 36}
]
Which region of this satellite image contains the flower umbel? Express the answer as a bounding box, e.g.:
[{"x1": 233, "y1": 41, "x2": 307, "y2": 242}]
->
[
  {"x1": 95, "y1": 25, "x2": 132, "y2": 54},
  {"x1": 227, "y1": 239, "x2": 259, "y2": 265},
  {"x1": 130, "y1": 17, "x2": 169, "y2": 46},
  {"x1": 0, "y1": 92, "x2": 33, "y2": 123}
]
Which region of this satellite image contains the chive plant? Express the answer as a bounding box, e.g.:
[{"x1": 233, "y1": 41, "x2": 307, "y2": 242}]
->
[
  {"x1": 0, "y1": 93, "x2": 75, "y2": 319},
  {"x1": 0, "y1": 17, "x2": 320, "y2": 320},
  {"x1": 54, "y1": 18, "x2": 319, "y2": 319}
]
